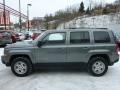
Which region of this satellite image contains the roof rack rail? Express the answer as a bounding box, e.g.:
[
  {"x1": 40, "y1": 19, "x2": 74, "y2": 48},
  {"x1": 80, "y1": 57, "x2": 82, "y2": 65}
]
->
[{"x1": 64, "y1": 27, "x2": 108, "y2": 29}]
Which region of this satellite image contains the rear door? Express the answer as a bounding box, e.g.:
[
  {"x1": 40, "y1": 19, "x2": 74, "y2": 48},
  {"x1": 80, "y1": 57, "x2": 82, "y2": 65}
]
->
[{"x1": 67, "y1": 31, "x2": 91, "y2": 62}]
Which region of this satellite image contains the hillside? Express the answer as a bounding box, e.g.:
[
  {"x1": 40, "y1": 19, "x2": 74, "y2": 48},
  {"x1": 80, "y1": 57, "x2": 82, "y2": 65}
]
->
[{"x1": 57, "y1": 12, "x2": 120, "y2": 32}]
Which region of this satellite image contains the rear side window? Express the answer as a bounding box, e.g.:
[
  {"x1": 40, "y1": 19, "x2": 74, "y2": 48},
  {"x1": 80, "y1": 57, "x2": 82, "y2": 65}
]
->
[
  {"x1": 70, "y1": 31, "x2": 90, "y2": 44},
  {"x1": 93, "y1": 31, "x2": 110, "y2": 43}
]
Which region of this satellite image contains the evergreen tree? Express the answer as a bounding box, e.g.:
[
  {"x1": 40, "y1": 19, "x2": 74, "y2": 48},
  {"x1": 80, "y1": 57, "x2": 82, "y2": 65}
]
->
[
  {"x1": 86, "y1": 7, "x2": 90, "y2": 14},
  {"x1": 79, "y1": 2, "x2": 85, "y2": 13},
  {"x1": 102, "y1": 8, "x2": 110, "y2": 14}
]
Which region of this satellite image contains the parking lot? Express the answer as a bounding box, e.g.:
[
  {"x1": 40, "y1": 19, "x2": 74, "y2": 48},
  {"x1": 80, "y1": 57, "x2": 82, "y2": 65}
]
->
[{"x1": 0, "y1": 47, "x2": 120, "y2": 90}]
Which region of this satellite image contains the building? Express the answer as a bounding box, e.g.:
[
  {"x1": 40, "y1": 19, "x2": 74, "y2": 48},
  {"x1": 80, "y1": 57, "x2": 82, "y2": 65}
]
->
[
  {"x1": 0, "y1": 10, "x2": 11, "y2": 30},
  {"x1": 31, "y1": 17, "x2": 45, "y2": 30}
]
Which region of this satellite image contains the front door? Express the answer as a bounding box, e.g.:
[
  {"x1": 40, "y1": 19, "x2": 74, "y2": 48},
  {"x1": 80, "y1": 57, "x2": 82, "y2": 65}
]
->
[{"x1": 35, "y1": 32, "x2": 67, "y2": 63}]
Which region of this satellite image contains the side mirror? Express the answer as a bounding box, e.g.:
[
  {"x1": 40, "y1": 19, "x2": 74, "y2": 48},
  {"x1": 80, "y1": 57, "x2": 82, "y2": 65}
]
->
[{"x1": 37, "y1": 41, "x2": 43, "y2": 47}]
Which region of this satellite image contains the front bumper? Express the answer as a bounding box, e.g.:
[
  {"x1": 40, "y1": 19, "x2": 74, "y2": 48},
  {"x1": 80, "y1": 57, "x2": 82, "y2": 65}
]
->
[{"x1": 1, "y1": 55, "x2": 10, "y2": 66}]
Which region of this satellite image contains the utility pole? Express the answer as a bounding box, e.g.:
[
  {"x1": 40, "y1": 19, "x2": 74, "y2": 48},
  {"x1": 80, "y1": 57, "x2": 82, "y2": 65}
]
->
[
  {"x1": 119, "y1": 0, "x2": 120, "y2": 12},
  {"x1": 3, "y1": 0, "x2": 6, "y2": 30},
  {"x1": 19, "y1": 0, "x2": 22, "y2": 32},
  {"x1": 27, "y1": 4, "x2": 31, "y2": 31}
]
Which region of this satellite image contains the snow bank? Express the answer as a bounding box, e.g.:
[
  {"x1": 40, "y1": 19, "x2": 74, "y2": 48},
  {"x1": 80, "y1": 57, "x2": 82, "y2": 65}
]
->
[{"x1": 57, "y1": 13, "x2": 120, "y2": 32}]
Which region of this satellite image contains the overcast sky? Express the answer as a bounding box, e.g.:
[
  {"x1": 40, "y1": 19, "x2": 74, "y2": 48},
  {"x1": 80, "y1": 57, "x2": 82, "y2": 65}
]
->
[{"x1": 0, "y1": 0, "x2": 116, "y2": 22}]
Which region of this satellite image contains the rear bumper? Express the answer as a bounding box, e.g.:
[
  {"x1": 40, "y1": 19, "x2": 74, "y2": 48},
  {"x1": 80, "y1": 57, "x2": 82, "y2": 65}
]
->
[
  {"x1": 109, "y1": 59, "x2": 119, "y2": 66},
  {"x1": 0, "y1": 41, "x2": 12, "y2": 45}
]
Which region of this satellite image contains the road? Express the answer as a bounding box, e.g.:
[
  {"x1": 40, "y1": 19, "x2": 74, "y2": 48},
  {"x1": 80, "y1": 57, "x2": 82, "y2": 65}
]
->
[{"x1": 0, "y1": 47, "x2": 120, "y2": 90}]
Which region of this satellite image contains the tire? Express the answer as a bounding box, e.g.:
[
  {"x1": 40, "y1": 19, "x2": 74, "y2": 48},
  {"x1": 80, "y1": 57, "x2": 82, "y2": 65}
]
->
[
  {"x1": 87, "y1": 56, "x2": 108, "y2": 77},
  {"x1": 11, "y1": 57, "x2": 33, "y2": 77}
]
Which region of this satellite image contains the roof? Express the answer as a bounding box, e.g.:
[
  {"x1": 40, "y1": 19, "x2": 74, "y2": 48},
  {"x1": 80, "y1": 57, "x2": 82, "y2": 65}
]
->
[{"x1": 44, "y1": 28, "x2": 110, "y2": 33}]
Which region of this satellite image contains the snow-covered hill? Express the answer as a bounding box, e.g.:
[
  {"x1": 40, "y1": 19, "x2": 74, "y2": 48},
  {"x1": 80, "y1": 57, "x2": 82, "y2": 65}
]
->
[{"x1": 57, "y1": 13, "x2": 120, "y2": 33}]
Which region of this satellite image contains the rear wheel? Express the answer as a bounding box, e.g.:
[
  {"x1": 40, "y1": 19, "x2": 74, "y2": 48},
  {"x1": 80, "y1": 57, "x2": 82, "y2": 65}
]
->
[
  {"x1": 88, "y1": 56, "x2": 108, "y2": 76},
  {"x1": 11, "y1": 57, "x2": 33, "y2": 77}
]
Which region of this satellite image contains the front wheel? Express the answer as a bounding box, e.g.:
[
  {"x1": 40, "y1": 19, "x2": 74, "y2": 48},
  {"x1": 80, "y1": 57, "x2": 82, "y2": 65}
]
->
[
  {"x1": 11, "y1": 57, "x2": 33, "y2": 77},
  {"x1": 87, "y1": 57, "x2": 108, "y2": 76}
]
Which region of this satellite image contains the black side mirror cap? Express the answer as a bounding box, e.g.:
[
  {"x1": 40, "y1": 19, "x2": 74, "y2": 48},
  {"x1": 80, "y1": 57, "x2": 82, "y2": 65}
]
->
[{"x1": 37, "y1": 41, "x2": 43, "y2": 47}]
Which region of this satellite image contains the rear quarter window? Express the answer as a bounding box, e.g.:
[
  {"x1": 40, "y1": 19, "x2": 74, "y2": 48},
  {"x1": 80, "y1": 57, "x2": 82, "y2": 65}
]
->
[{"x1": 93, "y1": 31, "x2": 110, "y2": 43}]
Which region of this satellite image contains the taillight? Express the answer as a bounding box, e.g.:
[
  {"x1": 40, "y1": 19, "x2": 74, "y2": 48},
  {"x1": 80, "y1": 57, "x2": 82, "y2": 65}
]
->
[
  {"x1": 116, "y1": 41, "x2": 120, "y2": 54},
  {"x1": 32, "y1": 33, "x2": 35, "y2": 40},
  {"x1": 11, "y1": 35, "x2": 16, "y2": 43},
  {"x1": 16, "y1": 34, "x2": 19, "y2": 37}
]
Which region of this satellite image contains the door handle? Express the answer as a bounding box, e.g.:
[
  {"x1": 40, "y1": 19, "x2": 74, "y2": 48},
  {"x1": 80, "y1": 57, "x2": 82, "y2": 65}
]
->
[{"x1": 83, "y1": 47, "x2": 88, "y2": 49}]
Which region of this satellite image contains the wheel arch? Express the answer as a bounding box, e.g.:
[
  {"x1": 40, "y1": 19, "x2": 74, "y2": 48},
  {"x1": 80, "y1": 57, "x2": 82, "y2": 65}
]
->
[
  {"x1": 89, "y1": 54, "x2": 110, "y2": 65},
  {"x1": 10, "y1": 54, "x2": 32, "y2": 65}
]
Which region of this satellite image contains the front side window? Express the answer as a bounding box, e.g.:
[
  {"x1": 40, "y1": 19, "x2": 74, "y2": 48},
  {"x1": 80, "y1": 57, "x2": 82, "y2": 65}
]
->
[
  {"x1": 70, "y1": 31, "x2": 90, "y2": 44},
  {"x1": 94, "y1": 31, "x2": 110, "y2": 43},
  {"x1": 42, "y1": 32, "x2": 66, "y2": 45}
]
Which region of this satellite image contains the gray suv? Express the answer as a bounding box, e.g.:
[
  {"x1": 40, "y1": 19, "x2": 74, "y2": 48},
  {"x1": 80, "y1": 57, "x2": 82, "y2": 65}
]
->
[{"x1": 1, "y1": 28, "x2": 119, "y2": 77}]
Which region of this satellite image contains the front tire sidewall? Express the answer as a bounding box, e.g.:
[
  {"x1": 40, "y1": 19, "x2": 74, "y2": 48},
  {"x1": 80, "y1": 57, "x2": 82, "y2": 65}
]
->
[
  {"x1": 11, "y1": 57, "x2": 33, "y2": 77},
  {"x1": 88, "y1": 57, "x2": 108, "y2": 76}
]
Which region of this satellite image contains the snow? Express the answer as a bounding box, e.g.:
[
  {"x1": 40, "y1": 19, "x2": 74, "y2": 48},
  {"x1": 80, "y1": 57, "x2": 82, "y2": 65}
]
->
[
  {"x1": 57, "y1": 13, "x2": 120, "y2": 33},
  {"x1": 0, "y1": 47, "x2": 120, "y2": 90}
]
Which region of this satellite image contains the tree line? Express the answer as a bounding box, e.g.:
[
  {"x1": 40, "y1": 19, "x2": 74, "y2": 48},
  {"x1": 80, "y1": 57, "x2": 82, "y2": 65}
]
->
[
  {"x1": 14, "y1": 0, "x2": 120, "y2": 30},
  {"x1": 44, "y1": 0, "x2": 120, "y2": 29}
]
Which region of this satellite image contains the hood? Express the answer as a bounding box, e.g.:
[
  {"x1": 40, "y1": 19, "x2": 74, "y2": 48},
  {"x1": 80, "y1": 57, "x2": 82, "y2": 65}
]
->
[{"x1": 6, "y1": 40, "x2": 34, "y2": 48}]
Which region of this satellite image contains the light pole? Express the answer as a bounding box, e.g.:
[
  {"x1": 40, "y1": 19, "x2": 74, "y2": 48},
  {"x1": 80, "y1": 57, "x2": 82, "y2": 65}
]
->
[
  {"x1": 3, "y1": 0, "x2": 6, "y2": 30},
  {"x1": 19, "y1": 0, "x2": 22, "y2": 32},
  {"x1": 27, "y1": 4, "x2": 31, "y2": 31},
  {"x1": 89, "y1": 0, "x2": 91, "y2": 11},
  {"x1": 118, "y1": 0, "x2": 120, "y2": 12}
]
